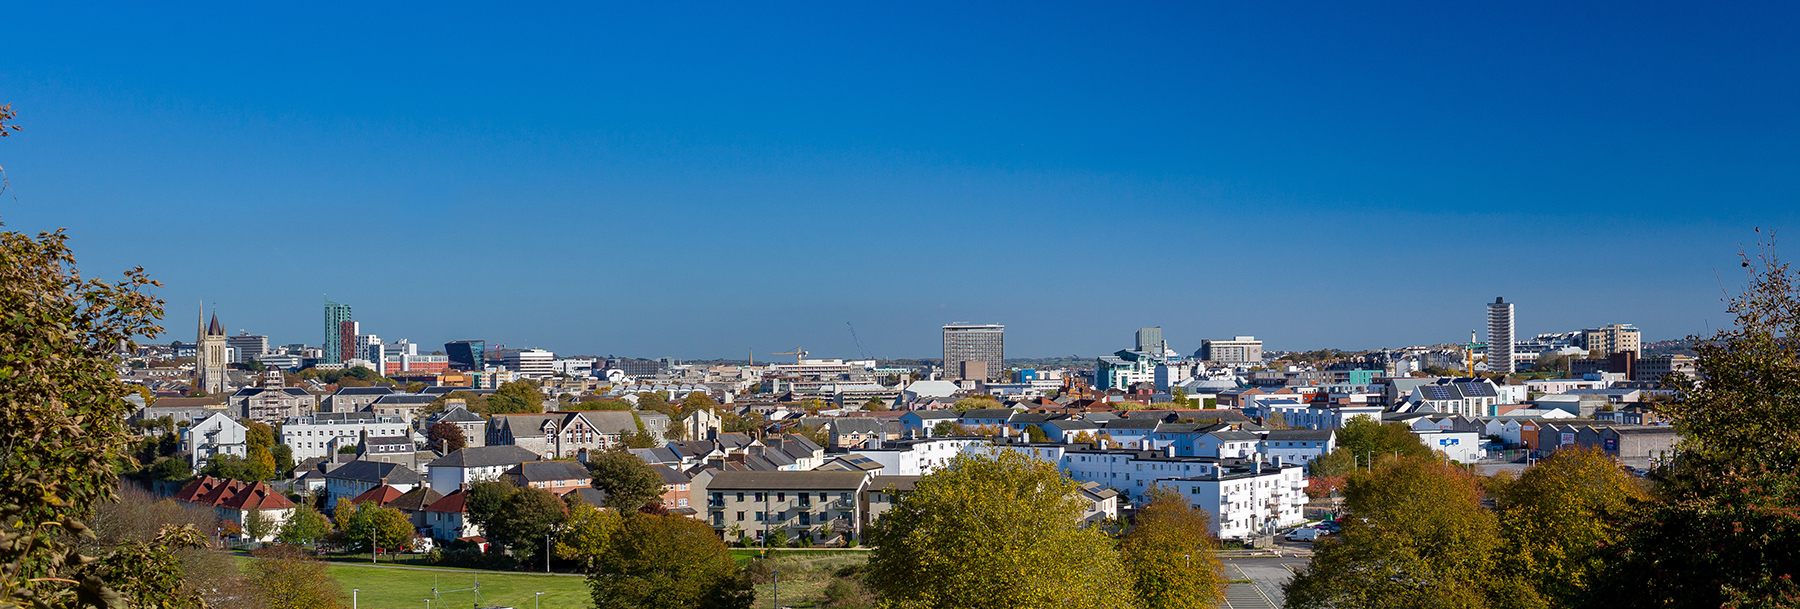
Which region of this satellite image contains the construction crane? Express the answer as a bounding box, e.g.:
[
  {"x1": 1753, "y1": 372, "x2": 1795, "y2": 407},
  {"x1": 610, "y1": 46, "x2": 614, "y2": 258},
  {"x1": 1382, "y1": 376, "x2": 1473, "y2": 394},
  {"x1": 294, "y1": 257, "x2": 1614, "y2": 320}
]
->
[
  {"x1": 774, "y1": 346, "x2": 808, "y2": 365},
  {"x1": 1464, "y1": 330, "x2": 1486, "y2": 377},
  {"x1": 846, "y1": 322, "x2": 870, "y2": 360}
]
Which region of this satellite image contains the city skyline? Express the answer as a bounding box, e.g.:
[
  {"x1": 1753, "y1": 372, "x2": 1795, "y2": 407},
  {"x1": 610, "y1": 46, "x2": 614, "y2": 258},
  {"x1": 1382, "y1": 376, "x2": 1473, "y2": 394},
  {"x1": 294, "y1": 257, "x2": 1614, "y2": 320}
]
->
[{"x1": 3, "y1": 3, "x2": 1794, "y2": 358}]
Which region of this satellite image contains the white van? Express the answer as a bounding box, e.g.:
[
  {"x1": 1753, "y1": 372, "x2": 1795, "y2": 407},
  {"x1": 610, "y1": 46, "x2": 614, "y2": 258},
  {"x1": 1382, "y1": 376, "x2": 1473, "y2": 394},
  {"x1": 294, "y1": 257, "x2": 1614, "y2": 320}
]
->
[{"x1": 1284, "y1": 527, "x2": 1324, "y2": 542}]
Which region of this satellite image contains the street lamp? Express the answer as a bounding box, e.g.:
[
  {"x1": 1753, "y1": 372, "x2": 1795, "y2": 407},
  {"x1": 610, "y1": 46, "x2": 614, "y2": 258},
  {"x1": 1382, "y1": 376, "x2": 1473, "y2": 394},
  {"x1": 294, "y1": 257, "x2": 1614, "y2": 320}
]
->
[
  {"x1": 352, "y1": 589, "x2": 358, "y2": 609},
  {"x1": 535, "y1": 592, "x2": 543, "y2": 609}
]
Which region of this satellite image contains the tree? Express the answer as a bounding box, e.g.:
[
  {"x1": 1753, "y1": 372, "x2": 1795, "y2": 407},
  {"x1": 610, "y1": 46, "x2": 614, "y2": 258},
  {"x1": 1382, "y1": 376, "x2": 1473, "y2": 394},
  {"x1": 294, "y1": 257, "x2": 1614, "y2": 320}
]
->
[
  {"x1": 1307, "y1": 416, "x2": 1434, "y2": 477},
  {"x1": 587, "y1": 448, "x2": 664, "y2": 511},
  {"x1": 1492, "y1": 447, "x2": 1645, "y2": 606},
  {"x1": 931, "y1": 420, "x2": 969, "y2": 436},
  {"x1": 149, "y1": 456, "x2": 193, "y2": 482},
  {"x1": 1024, "y1": 424, "x2": 1048, "y2": 443},
  {"x1": 428, "y1": 420, "x2": 467, "y2": 453},
  {"x1": 201, "y1": 454, "x2": 261, "y2": 482},
  {"x1": 278, "y1": 503, "x2": 331, "y2": 546},
  {"x1": 1121, "y1": 488, "x2": 1225, "y2": 609},
  {"x1": 247, "y1": 544, "x2": 346, "y2": 609},
  {"x1": 271, "y1": 443, "x2": 294, "y2": 476},
  {"x1": 463, "y1": 480, "x2": 518, "y2": 534},
  {"x1": 678, "y1": 391, "x2": 717, "y2": 416},
  {"x1": 1264, "y1": 411, "x2": 1291, "y2": 430},
  {"x1": 487, "y1": 379, "x2": 545, "y2": 414},
  {"x1": 1583, "y1": 240, "x2": 1800, "y2": 608},
  {"x1": 867, "y1": 450, "x2": 1134, "y2": 609},
  {"x1": 332, "y1": 502, "x2": 413, "y2": 556},
  {"x1": 425, "y1": 391, "x2": 490, "y2": 417},
  {"x1": 245, "y1": 507, "x2": 273, "y2": 542},
  {"x1": 862, "y1": 397, "x2": 888, "y2": 411},
  {"x1": 1284, "y1": 455, "x2": 1519, "y2": 608},
  {"x1": 953, "y1": 397, "x2": 1000, "y2": 411},
  {"x1": 634, "y1": 392, "x2": 676, "y2": 418},
  {"x1": 485, "y1": 486, "x2": 567, "y2": 567},
  {"x1": 0, "y1": 192, "x2": 181, "y2": 604},
  {"x1": 588, "y1": 512, "x2": 753, "y2": 609},
  {"x1": 245, "y1": 420, "x2": 278, "y2": 480},
  {"x1": 556, "y1": 501, "x2": 623, "y2": 570}
]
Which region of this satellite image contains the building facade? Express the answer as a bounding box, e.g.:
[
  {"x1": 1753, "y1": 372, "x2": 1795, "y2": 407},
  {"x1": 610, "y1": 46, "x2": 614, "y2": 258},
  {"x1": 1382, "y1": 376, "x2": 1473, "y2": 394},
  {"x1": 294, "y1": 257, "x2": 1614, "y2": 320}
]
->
[
  {"x1": 1488, "y1": 298, "x2": 1516, "y2": 374},
  {"x1": 195, "y1": 307, "x2": 230, "y2": 396},
  {"x1": 1583, "y1": 324, "x2": 1643, "y2": 358},
  {"x1": 1198, "y1": 337, "x2": 1263, "y2": 364},
  {"x1": 323, "y1": 298, "x2": 353, "y2": 364},
  {"x1": 942, "y1": 323, "x2": 1004, "y2": 381}
]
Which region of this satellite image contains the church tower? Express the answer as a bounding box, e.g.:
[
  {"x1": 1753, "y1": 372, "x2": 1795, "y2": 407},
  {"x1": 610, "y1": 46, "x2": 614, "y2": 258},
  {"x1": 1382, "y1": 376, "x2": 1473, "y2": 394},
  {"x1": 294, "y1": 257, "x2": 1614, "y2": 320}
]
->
[{"x1": 195, "y1": 303, "x2": 230, "y2": 396}]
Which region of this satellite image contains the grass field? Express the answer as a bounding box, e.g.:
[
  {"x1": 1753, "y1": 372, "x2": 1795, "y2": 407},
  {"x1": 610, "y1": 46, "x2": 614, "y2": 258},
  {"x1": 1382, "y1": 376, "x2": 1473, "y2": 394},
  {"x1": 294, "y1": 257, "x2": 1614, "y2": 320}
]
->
[
  {"x1": 325, "y1": 564, "x2": 588, "y2": 609},
  {"x1": 232, "y1": 556, "x2": 589, "y2": 609}
]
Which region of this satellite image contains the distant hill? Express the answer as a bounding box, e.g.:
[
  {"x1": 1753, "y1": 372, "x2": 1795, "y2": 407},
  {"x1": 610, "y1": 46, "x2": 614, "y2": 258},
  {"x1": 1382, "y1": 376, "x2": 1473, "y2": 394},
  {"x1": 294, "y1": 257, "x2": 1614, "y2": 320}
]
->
[{"x1": 1643, "y1": 338, "x2": 1696, "y2": 357}]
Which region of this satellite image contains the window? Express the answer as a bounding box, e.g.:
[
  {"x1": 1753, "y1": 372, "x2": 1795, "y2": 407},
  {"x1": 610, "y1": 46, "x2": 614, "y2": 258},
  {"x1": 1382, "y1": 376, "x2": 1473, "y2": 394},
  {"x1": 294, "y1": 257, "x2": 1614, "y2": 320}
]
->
[
  {"x1": 754, "y1": 512, "x2": 765, "y2": 522},
  {"x1": 776, "y1": 492, "x2": 785, "y2": 502},
  {"x1": 736, "y1": 511, "x2": 744, "y2": 521},
  {"x1": 754, "y1": 492, "x2": 764, "y2": 502}
]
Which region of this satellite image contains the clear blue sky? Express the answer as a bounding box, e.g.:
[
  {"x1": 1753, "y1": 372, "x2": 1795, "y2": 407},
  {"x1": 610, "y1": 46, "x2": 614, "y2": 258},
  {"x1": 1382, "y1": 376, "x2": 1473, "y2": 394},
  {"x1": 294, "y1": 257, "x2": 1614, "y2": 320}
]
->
[{"x1": 2, "y1": 2, "x2": 1795, "y2": 359}]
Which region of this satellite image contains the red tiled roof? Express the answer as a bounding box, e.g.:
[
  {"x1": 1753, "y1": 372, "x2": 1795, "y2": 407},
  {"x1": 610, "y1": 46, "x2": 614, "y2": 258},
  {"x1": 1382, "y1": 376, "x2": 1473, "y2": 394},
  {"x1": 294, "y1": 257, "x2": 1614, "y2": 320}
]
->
[
  {"x1": 172, "y1": 475, "x2": 293, "y2": 511},
  {"x1": 351, "y1": 484, "x2": 407, "y2": 507},
  {"x1": 423, "y1": 489, "x2": 469, "y2": 513}
]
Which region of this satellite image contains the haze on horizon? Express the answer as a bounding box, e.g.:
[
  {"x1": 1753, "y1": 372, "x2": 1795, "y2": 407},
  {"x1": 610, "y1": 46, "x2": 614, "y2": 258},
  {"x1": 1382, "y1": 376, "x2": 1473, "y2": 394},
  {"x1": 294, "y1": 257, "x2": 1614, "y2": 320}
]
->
[{"x1": 2, "y1": 2, "x2": 1796, "y2": 360}]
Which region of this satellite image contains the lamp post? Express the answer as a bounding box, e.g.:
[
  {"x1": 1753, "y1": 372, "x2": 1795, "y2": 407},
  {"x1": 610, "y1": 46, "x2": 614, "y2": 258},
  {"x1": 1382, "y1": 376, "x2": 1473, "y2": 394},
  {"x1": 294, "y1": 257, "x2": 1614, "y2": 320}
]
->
[
  {"x1": 535, "y1": 592, "x2": 542, "y2": 609},
  {"x1": 772, "y1": 568, "x2": 779, "y2": 609},
  {"x1": 545, "y1": 532, "x2": 552, "y2": 574},
  {"x1": 352, "y1": 589, "x2": 358, "y2": 609}
]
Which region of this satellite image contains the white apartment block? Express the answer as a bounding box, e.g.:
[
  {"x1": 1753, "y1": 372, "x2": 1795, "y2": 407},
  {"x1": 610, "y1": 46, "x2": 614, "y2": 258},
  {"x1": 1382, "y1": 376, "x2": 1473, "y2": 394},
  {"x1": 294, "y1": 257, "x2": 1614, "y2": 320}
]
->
[
  {"x1": 504, "y1": 349, "x2": 555, "y2": 378},
  {"x1": 1156, "y1": 465, "x2": 1308, "y2": 540},
  {"x1": 280, "y1": 412, "x2": 412, "y2": 461}
]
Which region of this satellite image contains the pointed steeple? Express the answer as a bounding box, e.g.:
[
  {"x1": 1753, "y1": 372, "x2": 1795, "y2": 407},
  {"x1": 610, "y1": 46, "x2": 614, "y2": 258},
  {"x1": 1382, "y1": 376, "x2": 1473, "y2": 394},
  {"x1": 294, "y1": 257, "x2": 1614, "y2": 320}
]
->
[{"x1": 208, "y1": 312, "x2": 224, "y2": 336}]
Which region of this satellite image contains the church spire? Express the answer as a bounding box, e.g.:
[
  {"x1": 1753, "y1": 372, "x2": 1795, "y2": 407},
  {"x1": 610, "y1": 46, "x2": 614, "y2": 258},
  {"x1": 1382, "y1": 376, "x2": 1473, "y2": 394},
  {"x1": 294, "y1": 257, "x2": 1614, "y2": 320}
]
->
[{"x1": 208, "y1": 312, "x2": 224, "y2": 336}]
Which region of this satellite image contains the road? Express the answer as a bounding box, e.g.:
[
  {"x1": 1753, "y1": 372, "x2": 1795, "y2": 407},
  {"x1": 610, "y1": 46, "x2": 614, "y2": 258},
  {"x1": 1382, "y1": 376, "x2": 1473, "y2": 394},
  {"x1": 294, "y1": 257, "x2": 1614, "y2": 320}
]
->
[{"x1": 1219, "y1": 552, "x2": 1311, "y2": 608}]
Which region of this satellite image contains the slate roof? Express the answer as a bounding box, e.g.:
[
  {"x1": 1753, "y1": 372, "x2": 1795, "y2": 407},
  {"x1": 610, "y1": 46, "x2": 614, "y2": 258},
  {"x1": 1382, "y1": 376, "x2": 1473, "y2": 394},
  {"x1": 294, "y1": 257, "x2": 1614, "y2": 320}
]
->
[
  {"x1": 506, "y1": 460, "x2": 592, "y2": 482},
  {"x1": 566, "y1": 487, "x2": 609, "y2": 507},
  {"x1": 324, "y1": 460, "x2": 421, "y2": 485},
  {"x1": 650, "y1": 464, "x2": 690, "y2": 485},
  {"x1": 388, "y1": 486, "x2": 445, "y2": 512},
  {"x1": 958, "y1": 408, "x2": 1016, "y2": 420},
  {"x1": 436, "y1": 406, "x2": 485, "y2": 423},
  {"x1": 427, "y1": 445, "x2": 540, "y2": 469},
  {"x1": 371, "y1": 394, "x2": 436, "y2": 405},
  {"x1": 333, "y1": 387, "x2": 396, "y2": 396}
]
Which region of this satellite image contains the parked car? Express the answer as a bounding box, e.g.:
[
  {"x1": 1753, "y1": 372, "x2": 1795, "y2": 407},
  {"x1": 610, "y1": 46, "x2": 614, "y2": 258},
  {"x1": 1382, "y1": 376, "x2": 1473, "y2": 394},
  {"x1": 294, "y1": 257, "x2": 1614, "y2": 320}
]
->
[
  {"x1": 1315, "y1": 520, "x2": 1342, "y2": 532},
  {"x1": 1285, "y1": 527, "x2": 1324, "y2": 542}
]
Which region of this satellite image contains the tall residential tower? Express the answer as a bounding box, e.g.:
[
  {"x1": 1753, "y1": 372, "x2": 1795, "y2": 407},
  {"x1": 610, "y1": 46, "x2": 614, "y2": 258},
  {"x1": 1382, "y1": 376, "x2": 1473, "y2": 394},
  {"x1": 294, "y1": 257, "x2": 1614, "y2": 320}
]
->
[
  {"x1": 323, "y1": 297, "x2": 353, "y2": 364},
  {"x1": 943, "y1": 323, "x2": 1004, "y2": 381},
  {"x1": 1488, "y1": 297, "x2": 1515, "y2": 374}
]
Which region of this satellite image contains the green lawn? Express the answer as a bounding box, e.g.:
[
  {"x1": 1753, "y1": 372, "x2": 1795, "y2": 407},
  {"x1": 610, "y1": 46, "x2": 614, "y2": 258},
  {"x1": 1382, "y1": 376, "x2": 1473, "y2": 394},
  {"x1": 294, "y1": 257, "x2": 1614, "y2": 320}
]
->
[{"x1": 236, "y1": 557, "x2": 590, "y2": 609}]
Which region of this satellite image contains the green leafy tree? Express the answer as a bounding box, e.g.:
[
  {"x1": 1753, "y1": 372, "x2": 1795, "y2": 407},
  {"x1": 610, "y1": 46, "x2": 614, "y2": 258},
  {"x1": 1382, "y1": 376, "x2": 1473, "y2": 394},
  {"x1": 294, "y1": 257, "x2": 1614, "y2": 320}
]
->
[
  {"x1": 634, "y1": 392, "x2": 676, "y2": 418},
  {"x1": 1307, "y1": 416, "x2": 1434, "y2": 477},
  {"x1": 556, "y1": 501, "x2": 623, "y2": 570},
  {"x1": 486, "y1": 486, "x2": 568, "y2": 567},
  {"x1": 1584, "y1": 242, "x2": 1800, "y2": 608},
  {"x1": 587, "y1": 447, "x2": 664, "y2": 511},
  {"x1": 1023, "y1": 424, "x2": 1048, "y2": 442},
  {"x1": 244, "y1": 507, "x2": 273, "y2": 542},
  {"x1": 0, "y1": 187, "x2": 186, "y2": 605},
  {"x1": 867, "y1": 450, "x2": 1134, "y2": 609},
  {"x1": 588, "y1": 512, "x2": 753, "y2": 609},
  {"x1": 270, "y1": 443, "x2": 294, "y2": 476},
  {"x1": 424, "y1": 391, "x2": 490, "y2": 417},
  {"x1": 149, "y1": 456, "x2": 193, "y2": 482},
  {"x1": 862, "y1": 397, "x2": 888, "y2": 411},
  {"x1": 678, "y1": 391, "x2": 717, "y2": 416},
  {"x1": 1121, "y1": 488, "x2": 1225, "y2": 609},
  {"x1": 487, "y1": 380, "x2": 545, "y2": 414},
  {"x1": 952, "y1": 397, "x2": 1000, "y2": 411},
  {"x1": 931, "y1": 420, "x2": 969, "y2": 436},
  {"x1": 201, "y1": 454, "x2": 260, "y2": 482},
  {"x1": 278, "y1": 503, "x2": 331, "y2": 546},
  {"x1": 332, "y1": 502, "x2": 413, "y2": 556},
  {"x1": 463, "y1": 481, "x2": 518, "y2": 539},
  {"x1": 1285, "y1": 455, "x2": 1522, "y2": 608},
  {"x1": 1492, "y1": 447, "x2": 1646, "y2": 606}
]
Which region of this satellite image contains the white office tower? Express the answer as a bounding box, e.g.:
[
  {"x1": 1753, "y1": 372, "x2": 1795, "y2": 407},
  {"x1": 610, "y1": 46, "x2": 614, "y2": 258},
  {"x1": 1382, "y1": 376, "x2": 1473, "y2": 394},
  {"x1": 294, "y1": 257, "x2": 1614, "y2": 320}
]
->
[{"x1": 1488, "y1": 297, "x2": 1515, "y2": 374}]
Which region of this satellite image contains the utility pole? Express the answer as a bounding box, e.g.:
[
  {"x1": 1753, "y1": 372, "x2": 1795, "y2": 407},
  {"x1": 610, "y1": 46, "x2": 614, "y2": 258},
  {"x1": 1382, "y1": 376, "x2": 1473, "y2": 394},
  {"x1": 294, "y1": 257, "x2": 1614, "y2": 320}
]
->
[
  {"x1": 545, "y1": 532, "x2": 551, "y2": 573},
  {"x1": 370, "y1": 527, "x2": 376, "y2": 564},
  {"x1": 772, "y1": 568, "x2": 779, "y2": 609}
]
